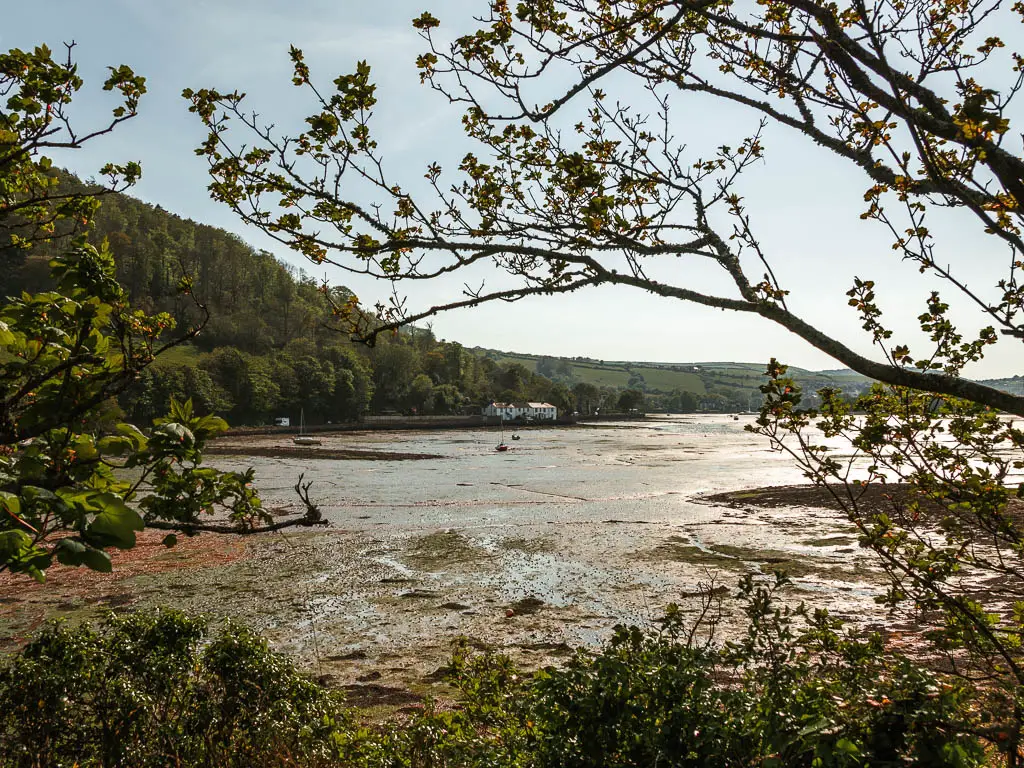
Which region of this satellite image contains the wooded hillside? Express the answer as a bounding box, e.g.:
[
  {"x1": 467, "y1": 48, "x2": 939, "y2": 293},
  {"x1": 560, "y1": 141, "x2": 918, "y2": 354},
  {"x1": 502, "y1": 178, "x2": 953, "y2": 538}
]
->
[{"x1": 3, "y1": 173, "x2": 630, "y2": 424}]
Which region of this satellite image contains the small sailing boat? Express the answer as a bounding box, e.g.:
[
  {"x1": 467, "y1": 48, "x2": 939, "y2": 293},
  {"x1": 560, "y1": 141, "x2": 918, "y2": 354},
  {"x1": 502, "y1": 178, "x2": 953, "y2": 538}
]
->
[
  {"x1": 293, "y1": 409, "x2": 322, "y2": 446},
  {"x1": 511, "y1": 433, "x2": 520, "y2": 441},
  {"x1": 495, "y1": 415, "x2": 509, "y2": 451}
]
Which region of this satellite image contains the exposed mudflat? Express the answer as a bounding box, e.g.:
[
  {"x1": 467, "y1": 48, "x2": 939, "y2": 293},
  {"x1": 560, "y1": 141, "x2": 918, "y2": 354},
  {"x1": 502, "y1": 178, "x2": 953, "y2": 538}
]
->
[
  {"x1": 0, "y1": 416, "x2": 898, "y2": 706},
  {"x1": 704, "y1": 483, "x2": 1024, "y2": 519},
  {"x1": 206, "y1": 441, "x2": 443, "y2": 461}
]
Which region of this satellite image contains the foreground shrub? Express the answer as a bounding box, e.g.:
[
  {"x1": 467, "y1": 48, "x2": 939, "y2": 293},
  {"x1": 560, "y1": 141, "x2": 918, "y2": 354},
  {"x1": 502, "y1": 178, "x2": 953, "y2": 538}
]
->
[
  {"x1": 0, "y1": 609, "x2": 359, "y2": 767},
  {"x1": 0, "y1": 584, "x2": 990, "y2": 767},
  {"x1": 441, "y1": 575, "x2": 987, "y2": 768}
]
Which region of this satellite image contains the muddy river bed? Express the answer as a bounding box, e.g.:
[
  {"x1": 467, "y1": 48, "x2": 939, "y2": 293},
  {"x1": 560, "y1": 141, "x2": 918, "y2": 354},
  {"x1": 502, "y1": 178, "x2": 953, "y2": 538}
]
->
[{"x1": 0, "y1": 415, "x2": 892, "y2": 705}]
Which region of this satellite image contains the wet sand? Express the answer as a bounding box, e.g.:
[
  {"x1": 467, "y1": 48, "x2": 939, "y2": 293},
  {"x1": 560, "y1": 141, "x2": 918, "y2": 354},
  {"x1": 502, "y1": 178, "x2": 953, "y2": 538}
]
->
[
  {"x1": 205, "y1": 442, "x2": 443, "y2": 461},
  {"x1": 0, "y1": 415, "x2": 892, "y2": 706}
]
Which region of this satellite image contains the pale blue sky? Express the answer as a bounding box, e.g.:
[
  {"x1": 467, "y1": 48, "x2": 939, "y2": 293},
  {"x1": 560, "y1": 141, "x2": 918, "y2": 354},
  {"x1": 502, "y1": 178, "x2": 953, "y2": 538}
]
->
[{"x1": 7, "y1": 2, "x2": 1021, "y2": 377}]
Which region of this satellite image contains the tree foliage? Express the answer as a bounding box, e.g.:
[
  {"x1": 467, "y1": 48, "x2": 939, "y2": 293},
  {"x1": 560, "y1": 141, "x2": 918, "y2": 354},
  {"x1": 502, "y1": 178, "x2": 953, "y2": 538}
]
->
[
  {"x1": 1, "y1": 43, "x2": 142, "y2": 251},
  {"x1": 0, "y1": 610, "x2": 356, "y2": 768},
  {"x1": 0, "y1": 46, "x2": 324, "y2": 582},
  {"x1": 753, "y1": 352, "x2": 1024, "y2": 758}
]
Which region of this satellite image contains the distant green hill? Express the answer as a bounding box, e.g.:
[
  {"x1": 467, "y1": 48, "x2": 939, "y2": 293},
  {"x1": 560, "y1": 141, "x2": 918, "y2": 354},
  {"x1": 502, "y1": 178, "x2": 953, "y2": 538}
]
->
[
  {"x1": 977, "y1": 376, "x2": 1024, "y2": 396},
  {"x1": 472, "y1": 349, "x2": 875, "y2": 398},
  {"x1": 474, "y1": 348, "x2": 1024, "y2": 409},
  {"x1": 477, "y1": 352, "x2": 706, "y2": 393}
]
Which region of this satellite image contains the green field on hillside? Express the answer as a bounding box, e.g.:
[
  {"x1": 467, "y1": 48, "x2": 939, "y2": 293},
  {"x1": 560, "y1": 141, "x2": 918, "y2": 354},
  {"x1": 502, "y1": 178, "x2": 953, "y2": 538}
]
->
[
  {"x1": 480, "y1": 350, "x2": 708, "y2": 393},
  {"x1": 475, "y1": 349, "x2": 880, "y2": 396},
  {"x1": 150, "y1": 344, "x2": 203, "y2": 369},
  {"x1": 629, "y1": 366, "x2": 705, "y2": 393},
  {"x1": 569, "y1": 362, "x2": 633, "y2": 388}
]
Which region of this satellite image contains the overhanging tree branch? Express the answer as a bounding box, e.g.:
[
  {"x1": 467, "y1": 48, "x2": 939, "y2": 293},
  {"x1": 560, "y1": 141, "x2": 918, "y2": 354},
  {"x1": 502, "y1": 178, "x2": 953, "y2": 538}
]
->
[{"x1": 188, "y1": 0, "x2": 1024, "y2": 422}]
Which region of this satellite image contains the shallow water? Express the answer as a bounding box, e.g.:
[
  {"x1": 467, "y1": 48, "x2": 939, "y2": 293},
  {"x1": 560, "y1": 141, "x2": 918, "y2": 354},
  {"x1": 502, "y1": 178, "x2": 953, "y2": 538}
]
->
[{"x1": 216, "y1": 415, "x2": 801, "y2": 517}]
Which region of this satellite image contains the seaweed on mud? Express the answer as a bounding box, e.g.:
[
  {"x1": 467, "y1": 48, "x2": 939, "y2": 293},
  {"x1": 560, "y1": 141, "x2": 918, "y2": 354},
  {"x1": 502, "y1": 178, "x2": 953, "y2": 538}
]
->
[
  {"x1": 518, "y1": 640, "x2": 573, "y2": 655},
  {"x1": 701, "y1": 484, "x2": 1024, "y2": 528},
  {"x1": 398, "y1": 589, "x2": 439, "y2": 600},
  {"x1": 645, "y1": 536, "x2": 884, "y2": 584},
  {"x1": 327, "y1": 650, "x2": 368, "y2": 661},
  {"x1": 645, "y1": 536, "x2": 747, "y2": 571},
  {"x1": 801, "y1": 535, "x2": 859, "y2": 547},
  {"x1": 501, "y1": 535, "x2": 556, "y2": 554},
  {"x1": 342, "y1": 683, "x2": 422, "y2": 708},
  {"x1": 710, "y1": 544, "x2": 820, "y2": 578},
  {"x1": 507, "y1": 596, "x2": 546, "y2": 615},
  {"x1": 404, "y1": 530, "x2": 491, "y2": 571},
  {"x1": 709, "y1": 544, "x2": 884, "y2": 583}
]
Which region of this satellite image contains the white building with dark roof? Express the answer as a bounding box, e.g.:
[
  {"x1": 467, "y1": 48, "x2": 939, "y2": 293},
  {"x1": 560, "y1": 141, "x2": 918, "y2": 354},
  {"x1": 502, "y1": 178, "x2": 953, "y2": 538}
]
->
[{"x1": 483, "y1": 401, "x2": 558, "y2": 420}]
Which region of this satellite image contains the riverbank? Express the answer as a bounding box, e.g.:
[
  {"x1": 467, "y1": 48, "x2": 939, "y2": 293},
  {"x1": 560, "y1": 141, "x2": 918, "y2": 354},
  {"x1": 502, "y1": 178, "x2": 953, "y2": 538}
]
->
[
  {"x1": 222, "y1": 412, "x2": 649, "y2": 437},
  {"x1": 0, "y1": 490, "x2": 886, "y2": 709}
]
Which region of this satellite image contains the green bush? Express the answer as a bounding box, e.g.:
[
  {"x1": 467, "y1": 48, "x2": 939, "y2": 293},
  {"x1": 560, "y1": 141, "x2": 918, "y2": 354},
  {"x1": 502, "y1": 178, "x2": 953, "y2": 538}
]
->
[
  {"x1": 439, "y1": 575, "x2": 986, "y2": 768},
  {"x1": 0, "y1": 585, "x2": 989, "y2": 767},
  {"x1": 0, "y1": 610, "x2": 358, "y2": 767}
]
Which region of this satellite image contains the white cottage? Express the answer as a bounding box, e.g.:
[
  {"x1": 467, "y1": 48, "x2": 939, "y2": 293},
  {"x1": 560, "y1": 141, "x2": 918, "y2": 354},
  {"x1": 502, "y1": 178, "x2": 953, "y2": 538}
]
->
[
  {"x1": 525, "y1": 402, "x2": 558, "y2": 420},
  {"x1": 483, "y1": 401, "x2": 558, "y2": 420}
]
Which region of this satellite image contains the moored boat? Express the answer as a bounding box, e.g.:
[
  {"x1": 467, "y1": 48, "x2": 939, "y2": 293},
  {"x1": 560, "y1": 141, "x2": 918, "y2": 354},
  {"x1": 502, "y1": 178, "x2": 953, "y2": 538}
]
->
[{"x1": 293, "y1": 409, "x2": 322, "y2": 446}]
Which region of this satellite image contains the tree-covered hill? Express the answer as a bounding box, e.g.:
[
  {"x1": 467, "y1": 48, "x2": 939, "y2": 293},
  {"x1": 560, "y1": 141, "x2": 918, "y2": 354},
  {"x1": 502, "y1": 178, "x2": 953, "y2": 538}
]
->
[
  {"x1": 0, "y1": 173, "x2": 603, "y2": 425},
  {"x1": 0, "y1": 173, "x2": 888, "y2": 422},
  {"x1": 4, "y1": 171, "x2": 336, "y2": 355}
]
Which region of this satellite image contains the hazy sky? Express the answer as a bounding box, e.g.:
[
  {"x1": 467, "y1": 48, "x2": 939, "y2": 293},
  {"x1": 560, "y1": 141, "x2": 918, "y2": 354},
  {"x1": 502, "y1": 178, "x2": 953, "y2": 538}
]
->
[{"x1": 7, "y1": 1, "x2": 1022, "y2": 377}]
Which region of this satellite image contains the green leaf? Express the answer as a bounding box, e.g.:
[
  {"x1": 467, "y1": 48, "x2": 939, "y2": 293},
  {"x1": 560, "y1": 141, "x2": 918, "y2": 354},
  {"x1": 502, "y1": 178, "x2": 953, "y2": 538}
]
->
[
  {"x1": 155, "y1": 422, "x2": 195, "y2": 447},
  {"x1": 52, "y1": 537, "x2": 88, "y2": 564},
  {"x1": 73, "y1": 434, "x2": 99, "y2": 461},
  {"x1": 56, "y1": 487, "x2": 101, "y2": 511},
  {"x1": 86, "y1": 493, "x2": 144, "y2": 549},
  {"x1": 0, "y1": 490, "x2": 21, "y2": 516},
  {"x1": 116, "y1": 422, "x2": 149, "y2": 450},
  {"x1": 97, "y1": 435, "x2": 134, "y2": 457},
  {"x1": 162, "y1": 533, "x2": 178, "y2": 548},
  {"x1": 798, "y1": 717, "x2": 830, "y2": 737},
  {"x1": 194, "y1": 414, "x2": 229, "y2": 436},
  {"x1": 834, "y1": 737, "x2": 861, "y2": 756},
  {"x1": 168, "y1": 397, "x2": 194, "y2": 423},
  {"x1": 0, "y1": 529, "x2": 50, "y2": 580},
  {"x1": 81, "y1": 547, "x2": 113, "y2": 572},
  {"x1": 21, "y1": 486, "x2": 56, "y2": 503},
  {"x1": 52, "y1": 537, "x2": 111, "y2": 572},
  {"x1": 0, "y1": 529, "x2": 33, "y2": 559}
]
